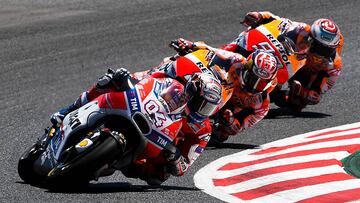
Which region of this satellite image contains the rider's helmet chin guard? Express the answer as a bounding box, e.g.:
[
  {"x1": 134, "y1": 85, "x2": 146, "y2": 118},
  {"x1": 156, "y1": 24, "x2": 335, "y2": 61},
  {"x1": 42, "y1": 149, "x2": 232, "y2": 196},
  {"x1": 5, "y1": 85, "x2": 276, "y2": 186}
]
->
[
  {"x1": 310, "y1": 18, "x2": 340, "y2": 59},
  {"x1": 278, "y1": 23, "x2": 313, "y2": 60},
  {"x1": 242, "y1": 50, "x2": 278, "y2": 94},
  {"x1": 185, "y1": 73, "x2": 222, "y2": 124}
]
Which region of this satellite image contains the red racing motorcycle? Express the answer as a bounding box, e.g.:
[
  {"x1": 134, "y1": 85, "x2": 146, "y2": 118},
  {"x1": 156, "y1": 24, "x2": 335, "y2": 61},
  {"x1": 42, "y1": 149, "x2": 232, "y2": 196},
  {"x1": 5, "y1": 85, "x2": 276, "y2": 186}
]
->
[{"x1": 18, "y1": 76, "x2": 186, "y2": 187}]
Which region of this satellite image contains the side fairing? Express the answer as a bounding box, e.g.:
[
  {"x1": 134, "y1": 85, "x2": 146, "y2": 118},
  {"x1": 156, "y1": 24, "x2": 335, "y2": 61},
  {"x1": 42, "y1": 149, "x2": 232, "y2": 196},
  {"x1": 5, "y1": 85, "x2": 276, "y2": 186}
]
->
[
  {"x1": 50, "y1": 101, "x2": 108, "y2": 160},
  {"x1": 136, "y1": 78, "x2": 182, "y2": 155},
  {"x1": 244, "y1": 20, "x2": 306, "y2": 84}
]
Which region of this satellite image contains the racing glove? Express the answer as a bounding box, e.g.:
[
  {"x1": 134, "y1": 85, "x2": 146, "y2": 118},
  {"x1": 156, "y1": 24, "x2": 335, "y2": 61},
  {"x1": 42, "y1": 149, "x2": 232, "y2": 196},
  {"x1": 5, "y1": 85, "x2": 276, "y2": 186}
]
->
[
  {"x1": 97, "y1": 68, "x2": 131, "y2": 90},
  {"x1": 240, "y1": 12, "x2": 263, "y2": 28},
  {"x1": 97, "y1": 68, "x2": 114, "y2": 88},
  {"x1": 289, "y1": 80, "x2": 320, "y2": 105},
  {"x1": 219, "y1": 109, "x2": 242, "y2": 135},
  {"x1": 169, "y1": 38, "x2": 195, "y2": 56},
  {"x1": 211, "y1": 109, "x2": 242, "y2": 143},
  {"x1": 305, "y1": 90, "x2": 321, "y2": 105}
]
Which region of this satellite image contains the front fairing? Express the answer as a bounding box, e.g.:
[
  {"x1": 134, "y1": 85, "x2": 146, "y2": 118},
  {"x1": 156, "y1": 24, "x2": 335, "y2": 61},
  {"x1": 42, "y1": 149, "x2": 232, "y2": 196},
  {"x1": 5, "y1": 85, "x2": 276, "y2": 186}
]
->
[{"x1": 49, "y1": 101, "x2": 111, "y2": 161}]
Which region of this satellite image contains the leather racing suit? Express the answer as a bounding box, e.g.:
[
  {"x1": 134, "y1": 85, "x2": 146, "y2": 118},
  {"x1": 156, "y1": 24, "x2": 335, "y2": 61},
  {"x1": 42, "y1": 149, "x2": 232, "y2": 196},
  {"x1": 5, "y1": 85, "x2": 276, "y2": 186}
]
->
[
  {"x1": 57, "y1": 68, "x2": 214, "y2": 185},
  {"x1": 222, "y1": 11, "x2": 344, "y2": 112}
]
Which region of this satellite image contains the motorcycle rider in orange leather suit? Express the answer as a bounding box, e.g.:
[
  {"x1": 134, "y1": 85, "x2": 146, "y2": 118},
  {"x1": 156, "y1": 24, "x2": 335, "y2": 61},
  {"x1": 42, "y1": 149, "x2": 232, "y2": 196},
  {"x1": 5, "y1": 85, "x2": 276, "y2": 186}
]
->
[
  {"x1": 165, "y1": 39, "x2": 278, "y2": 143},
  {"x1": 224, "y1": 11, "x2": 344, "y2": 112}
]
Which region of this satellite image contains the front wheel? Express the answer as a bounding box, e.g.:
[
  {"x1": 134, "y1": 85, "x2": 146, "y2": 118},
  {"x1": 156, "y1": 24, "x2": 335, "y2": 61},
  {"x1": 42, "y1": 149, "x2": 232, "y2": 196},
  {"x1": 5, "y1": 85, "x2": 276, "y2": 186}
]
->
[
  {"x1": 18, "y1": 144, "x2": 46, "y2": 185},
  {"x1": 46, "y1": 129, "x2": 125, "y2": 187}
]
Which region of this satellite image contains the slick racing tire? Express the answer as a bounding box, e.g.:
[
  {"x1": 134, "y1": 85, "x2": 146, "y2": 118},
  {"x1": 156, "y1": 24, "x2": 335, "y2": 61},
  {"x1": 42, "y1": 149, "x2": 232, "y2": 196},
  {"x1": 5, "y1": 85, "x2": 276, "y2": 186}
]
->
[
  {"x1": 46, "y1": 131, "x2": 125, "y2": 187},
  {"x1": 18, "y1": 144, "x2": 46, "y2": 185}
]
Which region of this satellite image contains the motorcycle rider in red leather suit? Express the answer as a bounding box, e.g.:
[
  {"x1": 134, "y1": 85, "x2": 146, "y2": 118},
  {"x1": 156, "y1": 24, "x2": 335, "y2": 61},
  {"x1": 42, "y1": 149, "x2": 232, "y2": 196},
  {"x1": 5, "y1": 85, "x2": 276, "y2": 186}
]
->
[{"x1": 50, "y1": 68, "x2": 222, "y2": 185}]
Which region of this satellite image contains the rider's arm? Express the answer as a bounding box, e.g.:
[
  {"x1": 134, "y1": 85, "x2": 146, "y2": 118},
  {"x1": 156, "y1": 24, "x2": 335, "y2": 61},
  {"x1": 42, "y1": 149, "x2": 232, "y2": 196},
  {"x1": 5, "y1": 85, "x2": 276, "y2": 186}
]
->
[
  {"x1": 319, "y1": 33, "x2": 344, "y2": 96},
  {"x1": 76, "y1": 68, "x2": 133, "y2": 107},
  {"x1": 308, "y1": 35, "x2": 344, "y2": 101},
  {"x1": 240, "y1": 11, "x2": 281, "y2": 28},
  {"x1": 235, "y1": 94, "x2": 270, "y2": 131},
  {"x1": 221, "y1": 11, "x2": 280, "y2": 53},
  {"x1": 314, "y1": 33, "x2": 343, "y2": 96},
  {"x1": 167, "y1": 118, "x2": 212, "y2": 176},
  {"x1": 256, "y1": 11, "x2": 280, "y2": 24},
  {"x1": 319, "y1": 52, "x2": 342, "y2": 96}
]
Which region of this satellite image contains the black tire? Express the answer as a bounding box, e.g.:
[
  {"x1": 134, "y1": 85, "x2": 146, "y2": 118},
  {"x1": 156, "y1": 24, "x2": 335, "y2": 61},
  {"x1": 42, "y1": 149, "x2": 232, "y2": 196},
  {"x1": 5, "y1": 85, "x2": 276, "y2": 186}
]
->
[
  {"x1": 46, "y1": 132, "x2": 124, "y2": 187},
  {"x1": 18, "y1": 144, "x2": 46, "y2": 185}
]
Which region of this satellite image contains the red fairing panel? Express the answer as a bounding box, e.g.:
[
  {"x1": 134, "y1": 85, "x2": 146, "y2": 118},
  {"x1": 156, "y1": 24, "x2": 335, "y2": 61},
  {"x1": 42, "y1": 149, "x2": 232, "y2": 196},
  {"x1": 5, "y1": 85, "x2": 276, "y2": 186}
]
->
[
  {"x1": 96, "y1": 92, "x2": 128, "y2": 110},
  {"x1": 175, "y1": 57, "x2": 202, "y2": 81}
]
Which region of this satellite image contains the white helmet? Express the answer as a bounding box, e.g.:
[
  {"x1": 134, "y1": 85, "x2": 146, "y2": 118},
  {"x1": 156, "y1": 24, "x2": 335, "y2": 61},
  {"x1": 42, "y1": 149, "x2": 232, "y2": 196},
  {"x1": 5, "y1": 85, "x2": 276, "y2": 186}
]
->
[
  {"x1": 185, "y1": 73, "x2": 222, "y2": 123},
  {"x1": 311, "y1": 18, "x2": 340, "y2": 48}
]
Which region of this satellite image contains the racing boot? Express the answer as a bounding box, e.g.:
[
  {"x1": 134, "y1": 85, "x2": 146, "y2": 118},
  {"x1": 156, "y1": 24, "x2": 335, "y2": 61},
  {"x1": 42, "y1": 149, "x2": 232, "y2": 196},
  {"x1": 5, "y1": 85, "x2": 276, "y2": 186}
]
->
[{"x1": 50, "y1": 103, "x2": 78, "y2": 127}]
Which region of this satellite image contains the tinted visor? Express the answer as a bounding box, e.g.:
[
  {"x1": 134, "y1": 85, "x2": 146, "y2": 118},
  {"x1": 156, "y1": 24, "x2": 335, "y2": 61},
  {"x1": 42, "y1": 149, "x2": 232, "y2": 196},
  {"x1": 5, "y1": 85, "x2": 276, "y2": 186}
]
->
[
  {"x1": 188, "y1": 95, "x2": 218, "y2": 117},
  {"x1": 310, "y1": 39, "x2": 336, "y2": 60}
]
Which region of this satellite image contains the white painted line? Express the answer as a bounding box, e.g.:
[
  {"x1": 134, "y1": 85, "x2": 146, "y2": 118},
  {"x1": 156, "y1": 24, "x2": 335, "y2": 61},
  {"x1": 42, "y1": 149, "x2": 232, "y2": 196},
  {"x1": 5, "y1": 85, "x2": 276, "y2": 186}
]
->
[{"x1": 194, "y1": 122, "x2": 360, "y2": 202}]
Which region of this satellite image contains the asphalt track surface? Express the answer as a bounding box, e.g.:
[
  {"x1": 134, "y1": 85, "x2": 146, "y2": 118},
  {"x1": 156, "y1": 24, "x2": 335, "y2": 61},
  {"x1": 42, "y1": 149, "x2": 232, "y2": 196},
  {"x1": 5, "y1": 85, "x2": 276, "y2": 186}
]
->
[{"x1": 1, "y1": 0, "x2": 359, "y2": 202}]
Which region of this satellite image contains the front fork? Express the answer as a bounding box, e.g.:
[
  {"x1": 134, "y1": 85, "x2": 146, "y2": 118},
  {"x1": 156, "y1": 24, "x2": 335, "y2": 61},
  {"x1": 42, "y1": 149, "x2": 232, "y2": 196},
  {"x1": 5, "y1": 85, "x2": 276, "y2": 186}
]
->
[{"x1": 36, "y1": 127, "x2": 56, "y2": 149}]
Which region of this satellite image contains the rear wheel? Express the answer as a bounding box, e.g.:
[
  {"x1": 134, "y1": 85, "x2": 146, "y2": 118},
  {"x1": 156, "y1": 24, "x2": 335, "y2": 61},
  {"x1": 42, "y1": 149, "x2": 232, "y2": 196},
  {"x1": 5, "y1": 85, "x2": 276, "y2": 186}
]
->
[{"x1": 46, "y1": 129, "x2": 125, "y2": 187}]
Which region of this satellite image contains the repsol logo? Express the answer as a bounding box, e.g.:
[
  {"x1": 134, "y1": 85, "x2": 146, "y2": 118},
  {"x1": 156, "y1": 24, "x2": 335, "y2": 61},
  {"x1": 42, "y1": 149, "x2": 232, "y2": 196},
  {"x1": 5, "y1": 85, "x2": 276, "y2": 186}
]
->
[{"x1": 266, "y1": 34, "x2": 290, "y2": 66}]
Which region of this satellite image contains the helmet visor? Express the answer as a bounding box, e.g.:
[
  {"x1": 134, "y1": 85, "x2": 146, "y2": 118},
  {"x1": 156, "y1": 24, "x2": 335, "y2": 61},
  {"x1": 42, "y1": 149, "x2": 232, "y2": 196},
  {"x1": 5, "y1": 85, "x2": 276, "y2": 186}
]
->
[{"x1": 188, "y1": 96, "x2": 218, "y2": 117}]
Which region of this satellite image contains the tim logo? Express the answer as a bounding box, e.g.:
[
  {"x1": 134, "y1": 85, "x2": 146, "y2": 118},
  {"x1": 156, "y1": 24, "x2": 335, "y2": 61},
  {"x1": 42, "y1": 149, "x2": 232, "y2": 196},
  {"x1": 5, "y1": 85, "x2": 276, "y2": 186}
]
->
[{"x1": 127, "y1": 90, "x2": 139, "y2": 113}]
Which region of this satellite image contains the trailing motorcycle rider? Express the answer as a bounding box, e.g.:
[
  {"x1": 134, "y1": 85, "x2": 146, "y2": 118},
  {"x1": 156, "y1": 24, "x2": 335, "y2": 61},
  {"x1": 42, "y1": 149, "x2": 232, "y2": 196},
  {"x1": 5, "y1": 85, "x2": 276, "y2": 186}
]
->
[
  {"x1": 162, "y1": 38, "x2": 278, "y2": 143},
  {"x1": 225, "y1": 11, "x2": 344, "y2": 112},
  {"x1": 50, "y1": 68, "x2": 222, "y2": 185}
]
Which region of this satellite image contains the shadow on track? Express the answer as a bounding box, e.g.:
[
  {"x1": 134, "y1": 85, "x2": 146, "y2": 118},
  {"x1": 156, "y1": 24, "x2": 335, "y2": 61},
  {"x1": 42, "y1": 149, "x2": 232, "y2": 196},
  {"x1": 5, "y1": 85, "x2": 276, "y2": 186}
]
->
[
  {"x1": 265, "y1": 108, "x2": 332, "y2": 119},
  {"x1": 46, "y1": 182, "x2": 199, "y2": 194},
  {"x1": 17, "y1": 181, "x2": 199, "y2": 193},
  {"x1": 206, "y1": 142, "x2": 260, "y2": 150}
]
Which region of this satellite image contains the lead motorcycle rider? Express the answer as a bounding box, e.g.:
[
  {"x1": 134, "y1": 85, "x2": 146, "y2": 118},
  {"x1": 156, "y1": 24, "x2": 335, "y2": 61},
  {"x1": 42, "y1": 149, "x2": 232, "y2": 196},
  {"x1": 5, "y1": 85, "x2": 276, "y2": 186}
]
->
[
  {"x1": 224, "y1": 11, "x2": 344, "y2": 112},
  {"x1": 50, "y1": 69, "x2": 222, "y2": 185},
  {"x1": 160, "y1": 39, "x2": 278, "y2": 143}
]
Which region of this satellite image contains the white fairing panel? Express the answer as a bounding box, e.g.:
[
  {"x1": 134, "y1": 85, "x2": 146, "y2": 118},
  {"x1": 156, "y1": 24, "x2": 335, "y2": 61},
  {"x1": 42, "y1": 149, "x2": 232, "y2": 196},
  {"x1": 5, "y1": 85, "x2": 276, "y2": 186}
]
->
[{"x1": 52, "y1": 101, "x2": 106, "y2": 160}]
